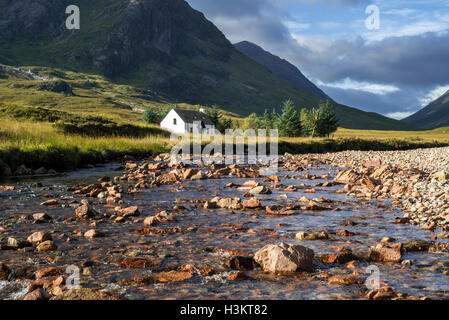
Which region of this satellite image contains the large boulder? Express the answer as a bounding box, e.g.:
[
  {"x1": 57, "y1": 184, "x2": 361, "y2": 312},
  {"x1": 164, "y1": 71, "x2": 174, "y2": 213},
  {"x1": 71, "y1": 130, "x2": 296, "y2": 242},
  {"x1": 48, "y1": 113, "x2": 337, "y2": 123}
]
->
[
  {"x1": 38, "y1": 80, "x2": 73, "y2": 95},
  {"x1": 254, "y1": 243, "x2": 315, "y2": 273}
]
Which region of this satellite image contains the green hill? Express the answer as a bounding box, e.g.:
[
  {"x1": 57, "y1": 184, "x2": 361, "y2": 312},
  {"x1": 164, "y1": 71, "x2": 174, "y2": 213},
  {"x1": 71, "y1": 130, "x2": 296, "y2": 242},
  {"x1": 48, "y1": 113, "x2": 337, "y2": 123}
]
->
[{"x1": 0, "y1": 0, "x2": 415, "y2": 130}]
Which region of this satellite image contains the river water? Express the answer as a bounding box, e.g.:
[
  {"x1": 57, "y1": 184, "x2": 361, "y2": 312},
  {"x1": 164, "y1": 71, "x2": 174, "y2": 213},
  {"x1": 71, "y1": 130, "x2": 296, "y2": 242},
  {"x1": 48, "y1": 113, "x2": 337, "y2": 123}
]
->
[{"x1": 0, "y1": 161, "x2": 448, "y2": 300}]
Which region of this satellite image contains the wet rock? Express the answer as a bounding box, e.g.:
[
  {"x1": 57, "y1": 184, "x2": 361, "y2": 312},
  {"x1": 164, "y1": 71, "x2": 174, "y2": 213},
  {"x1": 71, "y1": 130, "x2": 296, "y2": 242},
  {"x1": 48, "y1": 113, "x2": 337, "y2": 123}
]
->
[
  {"x1": 228, "y1": 272, "x2": 252, "y2": 281},
  {"x1": 36, "y1": 240, "x2": 57, "y2": 252},
  {"x1": 369, "y1": 243, "x2": 402, "y2": 263},
  {"x1": 75, "y1": 202, "x2": 97, "y2": 219},
  {"x1": 84, "y1": 229, "x2": 104, "y2": 239},
  {"x1": 254, "y1": 243, "x2": 315, "y2": 273},
  {"x1": 0, "y1": 185, "x2": 14, "y2": 191},
  {"x1": 7, "y1": 237, "x2": 32, "y2": 249},
  {"x1": 243, "y1": 198, "x2": 261, "y2": 209},
  {"x1": 323, "y1": 252, "x2": 357, "y2": 264},
  {"x1": 118, "y1": 206, "x2": 140, "y2": 217},
  {"x1": 296, "y1": 231, "x2": 328, "y2": 241},
  {"x1": 23, "y1": 288, "x2": 47, "y2": 300},
  {"x1": 143, "y1": 216, "x2": 159, "y2": 227},
  {"x1": 328, "y1": 276, "x2": 361, "y2": 286},
  {"x1": 35, "y1": 267, "x2": 61, "y2": 280},
  {"x1": 57, "y1": 288, "x2": 124, "y2": 300},
  {"x1": 191, "y1": 171, "x2": 205, "y2": 180},
  {"x1": 226, "y1": 256, "x2": 256, "y2": 271},
  {"x1": 366, "y1": 287, "x2": 398, "y2": 300},
  {"x1": 266, "y1": 205, "x2": 297, "y2": 216},
  {"x1": 27, "y1": 231, "x2": 52, "y2": 244},
  {"x1": 40, "y1": 199, "x2": 59, "y2": 206},
  {"x1": 32, "y1": 213, "x2": 52, "y2": 223},
  {"x1": 210, "y1": 197, "x2": 242, "y2": 210},
  {"x1": 152, "y1": 271, "x2": 193, "y2": 283},
  {"x1": 249, "y1": 186, "x2": 272, "y2": 195},
  {"x1": 120, "y1": 257, "x2": 161, "y2": 269},
  {"x1": 0, "y1": 262, "x2": 11, "y2": 280},
  {"x1": 335, "y1": 170, "x2": 359, "y2": 183},
  {"x1": 182, "y1": 168, "x2": 198, "y2": 180}
]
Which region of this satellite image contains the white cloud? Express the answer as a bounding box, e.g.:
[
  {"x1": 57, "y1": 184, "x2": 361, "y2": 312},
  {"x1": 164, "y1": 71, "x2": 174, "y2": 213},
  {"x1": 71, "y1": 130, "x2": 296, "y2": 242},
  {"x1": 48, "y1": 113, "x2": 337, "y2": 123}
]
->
[
  {"x1": 384, "y1": 8, "x2": 416, "y2": 17},
  {"x1": 419, "y1": 85, "x2": 449, "y2": 106},
  {"x1": 318, "y1": 78, "x2": 400, "y2": 95},
  {"x1": 284, "y1": 21, "x2": 310, "y2": 31},
  {"x1": 386, "y1": 111, "x2": 416, "y2": 120}
]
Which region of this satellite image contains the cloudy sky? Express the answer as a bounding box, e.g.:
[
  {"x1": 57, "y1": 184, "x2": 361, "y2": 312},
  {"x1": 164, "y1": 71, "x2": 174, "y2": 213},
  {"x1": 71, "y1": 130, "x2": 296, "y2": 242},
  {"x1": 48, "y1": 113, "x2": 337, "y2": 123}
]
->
[{"x1": 187, "y1": 0, "x2": 449, "y2": 119}]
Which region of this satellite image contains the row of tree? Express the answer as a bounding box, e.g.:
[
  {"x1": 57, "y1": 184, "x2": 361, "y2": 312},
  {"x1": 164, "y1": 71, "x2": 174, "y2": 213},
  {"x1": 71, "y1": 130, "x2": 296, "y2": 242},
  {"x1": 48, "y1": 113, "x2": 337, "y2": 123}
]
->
[
  {"x1": 243, "y1": 99, "x2": 339, "y2": 137},
  {"x1": 142, "y1": 100, "x2": 339, "y2": 138}
]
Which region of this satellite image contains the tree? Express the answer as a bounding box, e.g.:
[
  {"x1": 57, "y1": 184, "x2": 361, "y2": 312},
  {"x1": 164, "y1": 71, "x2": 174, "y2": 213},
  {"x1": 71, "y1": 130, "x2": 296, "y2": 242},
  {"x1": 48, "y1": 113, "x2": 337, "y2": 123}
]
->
[
  {"x1": 317, "y1": 100, "x2": 339, "y2": 137},
  {"x1": 142, "y1": 109, "x2": 162, "y2": 124},
  {"x1": 278, "y1": 99, "x2": 302, "y2": 137},
  {"x1": 300, "y1": 108, "x2": 310, "y2": 136},
  {"x1": 242, "y1": 113, "x2": 260, "y2": 131},
  {"x1": 205, "y1": 105, "x2": 232, "y2": 132}
]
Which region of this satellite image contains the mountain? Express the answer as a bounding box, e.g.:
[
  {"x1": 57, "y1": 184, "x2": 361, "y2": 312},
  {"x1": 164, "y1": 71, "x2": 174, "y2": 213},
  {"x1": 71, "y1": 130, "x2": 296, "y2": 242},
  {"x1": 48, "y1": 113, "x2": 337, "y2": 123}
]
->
[
  {"x1": 0, "y1": 0, "x2": 414, "y2": 130},
  {"x1": 403, "y1": 90, "x2": 449, "y2": 129},
  {"x1": 235, "y1": 41, "x2": 329, "y2": 101}
]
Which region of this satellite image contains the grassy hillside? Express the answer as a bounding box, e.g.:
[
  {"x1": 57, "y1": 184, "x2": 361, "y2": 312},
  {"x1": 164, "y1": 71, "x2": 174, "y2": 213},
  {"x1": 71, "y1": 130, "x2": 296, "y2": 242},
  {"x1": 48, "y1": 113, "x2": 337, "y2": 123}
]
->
[{"x1": 0, "y1": 0, "x2": 415, "y2": 131}]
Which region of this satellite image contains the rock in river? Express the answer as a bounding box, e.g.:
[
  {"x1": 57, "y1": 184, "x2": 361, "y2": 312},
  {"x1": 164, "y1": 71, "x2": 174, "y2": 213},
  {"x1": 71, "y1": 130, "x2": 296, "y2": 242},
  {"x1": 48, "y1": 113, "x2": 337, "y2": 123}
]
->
[
  {"x1": 27, "y1": 231, "x2": 52, "y2": 244},
  {"x1": 254, "y1": 243, "x2": 315, "y2": 273},
  {"x1": 369, "y1": 243, "x2": 402, "y2": 263}
]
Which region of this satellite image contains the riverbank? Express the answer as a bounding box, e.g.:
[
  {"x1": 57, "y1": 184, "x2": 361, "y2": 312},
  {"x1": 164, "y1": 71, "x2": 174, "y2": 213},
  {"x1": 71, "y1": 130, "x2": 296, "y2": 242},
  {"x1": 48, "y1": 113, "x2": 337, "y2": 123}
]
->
[
  {"x1": 2, "y1": 119, "x2": 449, "y2": 178},
  {"x1": 307, "y1": 147, "x2": 449, "y2": 230}
]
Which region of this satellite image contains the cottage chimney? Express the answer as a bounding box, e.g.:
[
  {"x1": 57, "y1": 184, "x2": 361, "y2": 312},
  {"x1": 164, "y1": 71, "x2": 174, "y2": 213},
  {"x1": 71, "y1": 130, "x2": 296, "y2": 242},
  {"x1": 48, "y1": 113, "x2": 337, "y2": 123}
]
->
[{"x1": 199, "y1": 108, "x2": 205, "y2": 113}]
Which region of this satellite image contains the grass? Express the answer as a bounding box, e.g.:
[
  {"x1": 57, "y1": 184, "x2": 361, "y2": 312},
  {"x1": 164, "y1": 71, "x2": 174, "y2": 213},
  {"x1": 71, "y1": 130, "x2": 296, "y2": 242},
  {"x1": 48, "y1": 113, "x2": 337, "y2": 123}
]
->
[
  {"x1": 0, "y1": 66, "x2": 448, "y2": 176},
  {"x1": 0, "y1": 120, "x2": 171, "y2": 173}
]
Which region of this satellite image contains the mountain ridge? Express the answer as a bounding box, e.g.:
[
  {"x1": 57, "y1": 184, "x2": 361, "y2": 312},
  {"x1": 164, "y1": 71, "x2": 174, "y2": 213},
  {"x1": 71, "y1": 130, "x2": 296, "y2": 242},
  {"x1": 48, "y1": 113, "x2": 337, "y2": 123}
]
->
[
  {"x1": 235, "y1": 40, "x2": 330, "y2": 101},
  {"x1": 403, "y1": 90, "x2": 449, "y2": 129}
]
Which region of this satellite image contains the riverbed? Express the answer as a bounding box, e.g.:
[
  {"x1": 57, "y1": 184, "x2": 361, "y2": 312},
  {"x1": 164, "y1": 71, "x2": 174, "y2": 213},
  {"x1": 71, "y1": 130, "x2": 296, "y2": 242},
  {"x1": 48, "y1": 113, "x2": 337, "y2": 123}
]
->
[{"x1": 0, "y1": 158, "x2": 448, "y2": 300}]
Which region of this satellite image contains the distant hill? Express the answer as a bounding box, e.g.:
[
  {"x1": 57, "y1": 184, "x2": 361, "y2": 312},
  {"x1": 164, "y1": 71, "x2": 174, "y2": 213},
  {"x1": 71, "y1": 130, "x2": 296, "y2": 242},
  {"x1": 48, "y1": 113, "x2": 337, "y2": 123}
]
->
[
  {"x1": 235, "y1": 41, "x2": 329, "y2": 101},
  {"x1": 0, "y1": 0, "x2": 414, "y2": 130},
  {"x1": 403, "y1": 90, "x2": 449, "y2": 129}
]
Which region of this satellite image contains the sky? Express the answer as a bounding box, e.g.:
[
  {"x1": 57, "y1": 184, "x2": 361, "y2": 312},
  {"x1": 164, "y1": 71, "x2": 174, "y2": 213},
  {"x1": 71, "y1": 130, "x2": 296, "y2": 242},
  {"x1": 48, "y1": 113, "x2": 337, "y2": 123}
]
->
[{"x1": 186, "y1": 0, "x2": 449, "y2": 119}]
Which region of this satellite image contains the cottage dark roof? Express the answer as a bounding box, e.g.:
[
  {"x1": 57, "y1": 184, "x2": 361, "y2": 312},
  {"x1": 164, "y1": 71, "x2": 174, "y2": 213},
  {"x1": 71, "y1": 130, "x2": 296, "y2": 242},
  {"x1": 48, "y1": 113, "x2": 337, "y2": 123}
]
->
[{"x1": 173, "y1": 109, "x2": 215, "y2": 126}]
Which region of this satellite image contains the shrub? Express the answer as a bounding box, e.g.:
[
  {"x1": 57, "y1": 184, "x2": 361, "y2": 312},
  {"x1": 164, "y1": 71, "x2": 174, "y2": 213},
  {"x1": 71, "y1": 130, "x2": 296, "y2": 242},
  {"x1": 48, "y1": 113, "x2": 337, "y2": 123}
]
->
[{"x1": 142, "y1": 109, "x2": 162, "y2": 124}]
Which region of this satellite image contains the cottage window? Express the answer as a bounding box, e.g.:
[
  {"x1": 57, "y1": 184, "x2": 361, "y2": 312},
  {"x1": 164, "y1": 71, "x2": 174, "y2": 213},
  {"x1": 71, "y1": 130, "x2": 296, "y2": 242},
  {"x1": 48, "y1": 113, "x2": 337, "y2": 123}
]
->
[{"x1": 173, "y1": 118, "x2": 177, "y2": 125}]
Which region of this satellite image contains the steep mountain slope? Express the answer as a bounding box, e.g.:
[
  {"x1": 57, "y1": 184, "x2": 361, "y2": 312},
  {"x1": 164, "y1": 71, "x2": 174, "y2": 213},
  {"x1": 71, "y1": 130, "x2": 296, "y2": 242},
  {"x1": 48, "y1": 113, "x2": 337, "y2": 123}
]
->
[
  {"x1": 235, "y1": 41, "x2": 329, "y2": 100},
  {"x1": 403, "y1": 90, "x2": 449, "y2": 129},
  {"x1": 0, "y1": 0, "x2": 414, "y2": 130}
]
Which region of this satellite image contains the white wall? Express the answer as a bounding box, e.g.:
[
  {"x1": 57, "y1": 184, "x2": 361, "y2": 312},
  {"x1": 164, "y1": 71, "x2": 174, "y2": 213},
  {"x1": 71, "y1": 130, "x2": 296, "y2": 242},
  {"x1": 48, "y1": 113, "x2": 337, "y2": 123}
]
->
[
  {"x1": 160, "y1": 109, "x2": 186, "y2": 134},
  {"x1": 160, "y1": 110, "x2": 216, "y2": 135}
]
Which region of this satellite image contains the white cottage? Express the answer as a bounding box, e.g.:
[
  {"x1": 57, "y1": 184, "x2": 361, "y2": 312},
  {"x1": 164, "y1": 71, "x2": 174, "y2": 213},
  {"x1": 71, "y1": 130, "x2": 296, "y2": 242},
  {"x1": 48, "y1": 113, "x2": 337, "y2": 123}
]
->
[{"x1": 160, "y1": 108, "x2": 215, "y2": 135}]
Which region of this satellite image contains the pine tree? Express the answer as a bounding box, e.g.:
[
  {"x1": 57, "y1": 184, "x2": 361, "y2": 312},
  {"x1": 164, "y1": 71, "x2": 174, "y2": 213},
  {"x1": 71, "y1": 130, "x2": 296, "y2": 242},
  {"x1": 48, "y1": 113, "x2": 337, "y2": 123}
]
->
[
  {"x1": 278, "y1": 99, "x2": 302, "y2": 137},
  {"x1": 318, "y1": 100, "x2": 339, "y2": 137},
  {"x1": 261, "y1": 109, "x2": 271, "y2": 130}
]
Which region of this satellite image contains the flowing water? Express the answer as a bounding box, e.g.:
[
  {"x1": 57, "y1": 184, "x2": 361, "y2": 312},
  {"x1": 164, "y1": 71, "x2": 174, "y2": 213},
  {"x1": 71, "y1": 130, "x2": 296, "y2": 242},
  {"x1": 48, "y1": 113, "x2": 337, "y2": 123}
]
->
[{"x1": 0, "y1": 161, "x2": 448, "y2": 300}]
